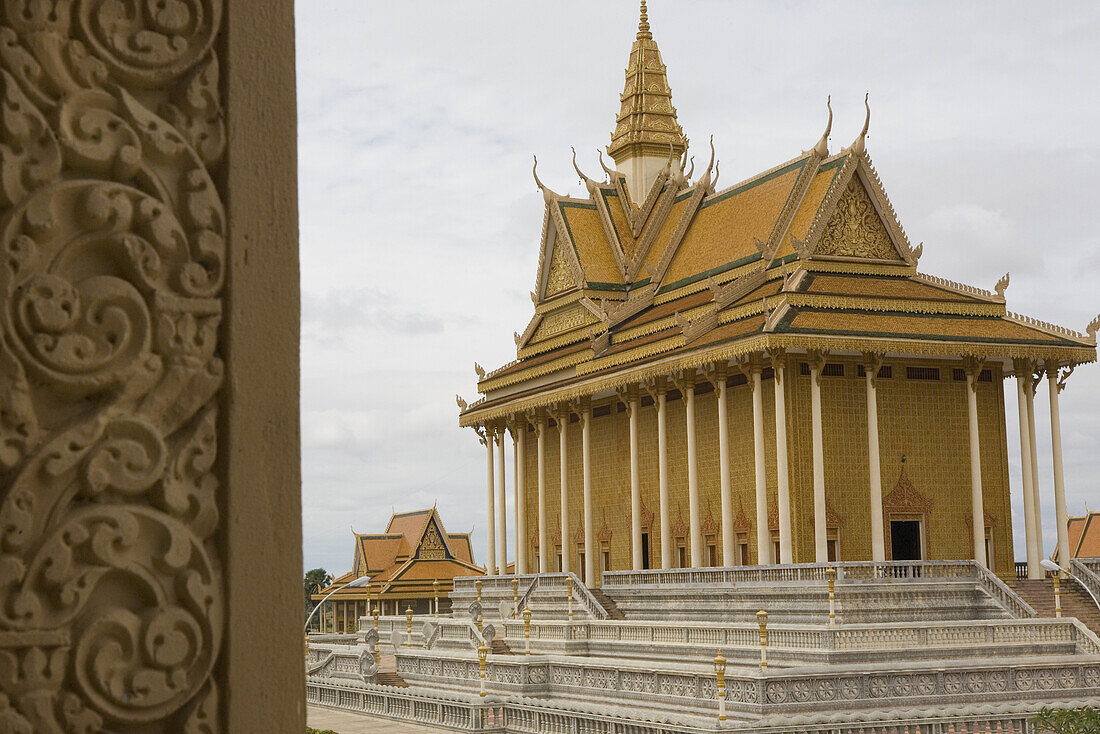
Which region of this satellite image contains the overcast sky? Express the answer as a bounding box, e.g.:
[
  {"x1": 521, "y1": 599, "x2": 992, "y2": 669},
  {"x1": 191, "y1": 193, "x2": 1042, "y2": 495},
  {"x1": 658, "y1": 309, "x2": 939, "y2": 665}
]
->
[{"x1": 296, "y1": 1, "x2": 1100, "y2": 575}]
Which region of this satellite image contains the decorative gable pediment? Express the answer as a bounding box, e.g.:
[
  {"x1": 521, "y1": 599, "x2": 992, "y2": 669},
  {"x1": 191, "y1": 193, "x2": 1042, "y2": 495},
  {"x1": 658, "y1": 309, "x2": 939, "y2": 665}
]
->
[
  {"x1": 544, "y1": 229, "x2": 578, "y2": 297},
  {"x1": 884, "y1": 466, "x2": 934, "y2": 514},
  {"x1": 418, "y1": 517, "x2": 449, "y2": 560},
  {"x1": 816, "y1": 175, "x2": 904, "y2": 262}
]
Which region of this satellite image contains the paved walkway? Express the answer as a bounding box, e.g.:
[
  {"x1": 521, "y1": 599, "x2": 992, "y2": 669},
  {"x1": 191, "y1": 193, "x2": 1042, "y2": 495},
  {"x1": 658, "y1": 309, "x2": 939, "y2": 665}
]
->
[{"x1": 308, "y1": 705, "x2": 453, "y2": 733}]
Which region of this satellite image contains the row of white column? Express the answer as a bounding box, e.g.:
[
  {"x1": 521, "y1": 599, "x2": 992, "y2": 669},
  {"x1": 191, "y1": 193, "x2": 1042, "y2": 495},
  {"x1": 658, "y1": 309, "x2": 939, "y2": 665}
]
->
[
  {"x1": 481, "y1": 354, "x2": 1072, "y2": 580},
  {"x1": 1016, "y1": 359, "x2": 1072, "y2": 579}
]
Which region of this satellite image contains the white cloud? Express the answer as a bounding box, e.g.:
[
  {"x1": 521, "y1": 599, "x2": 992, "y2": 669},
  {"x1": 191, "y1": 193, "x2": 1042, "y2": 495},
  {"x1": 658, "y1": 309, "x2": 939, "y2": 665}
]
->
[{"x1": 297, "y1": 0, "x2": 1100, "y2": 574}]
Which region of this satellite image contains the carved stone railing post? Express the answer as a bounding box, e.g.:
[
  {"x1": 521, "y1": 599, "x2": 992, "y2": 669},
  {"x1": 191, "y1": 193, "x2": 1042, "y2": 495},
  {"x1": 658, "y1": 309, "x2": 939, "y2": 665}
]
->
[{"x1": 0, "y1": 0, "x2": 302, "y2": 730}]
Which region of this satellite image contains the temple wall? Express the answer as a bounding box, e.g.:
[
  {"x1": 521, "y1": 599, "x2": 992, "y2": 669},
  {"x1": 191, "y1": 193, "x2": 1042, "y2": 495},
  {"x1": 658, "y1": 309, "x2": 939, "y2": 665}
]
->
[{"x1": 521, "y1": 358, "x2": 1013, "y2": 578}]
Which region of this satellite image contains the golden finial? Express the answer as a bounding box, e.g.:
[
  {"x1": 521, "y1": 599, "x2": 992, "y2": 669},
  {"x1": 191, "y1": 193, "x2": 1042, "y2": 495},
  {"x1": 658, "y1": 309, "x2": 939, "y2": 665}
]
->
[
  {"x1": 848, "y1": 93, "x2": 870, "y2": 156},
  {"x1": 638, "y1": 0, "x2": 652, "y2": 39},
  {"x1": 813, "y1": 95, "x2": 832, "y2": 157}
]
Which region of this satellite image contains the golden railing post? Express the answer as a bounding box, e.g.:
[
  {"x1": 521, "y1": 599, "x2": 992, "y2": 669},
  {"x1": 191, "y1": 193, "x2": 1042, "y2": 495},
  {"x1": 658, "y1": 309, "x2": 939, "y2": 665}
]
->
[
  {"x1": 566, "y1": 576, "x2": 575, "y2": 621},
  {"x1": 826, "y1": 567, "x2": 837, "y2": 626},
  {"x1": 406, "y1": 605, "x2": 414, "y2": 645},
  {"x1": 757, "y1": 609, "x2": 769, "y2": 669},
  {"x1": 1053, "y1": 573, "x2": 1062, "y2": 618},
  {"x1": 371, "y1": 606, "x2": 380, "y2": 632},
  {"x1": 478, "y1": 642, "x2": 489, "y2": 697},
  {"x1": 304, "y1": 634, "x2": 310, "y2": 662},
  {"x1": 523, "y1": 606, "x2": 532, "y2": 655},
  {"x1": 713, "y1": 651, "x2": 727, "y2": 722},
  {"x1": 433, "y1": 579, "x2": 441, "y2": 615},
  {"x1": 512, "y1": 577, "x2": 520, "y2": 618},
  {"x1": 476, "y1": 578, "x2": 483, "y2": 604}
]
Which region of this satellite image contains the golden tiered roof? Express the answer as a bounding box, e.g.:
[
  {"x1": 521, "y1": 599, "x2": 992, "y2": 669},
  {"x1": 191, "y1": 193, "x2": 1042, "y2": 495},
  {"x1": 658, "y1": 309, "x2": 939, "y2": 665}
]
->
[
  {"x1": 607, "y1": 1, "x2": 687, "y2": 164},
  {"x1": 457, "y1": 10, "x2": 1097, "y2": 427}
]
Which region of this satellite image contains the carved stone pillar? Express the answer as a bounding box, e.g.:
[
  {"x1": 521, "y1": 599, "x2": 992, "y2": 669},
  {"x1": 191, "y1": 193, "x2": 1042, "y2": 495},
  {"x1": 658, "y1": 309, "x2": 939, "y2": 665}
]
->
[
  {"x1": 554, "y1": 407, "x2": 571, "y2": 575},
  {"x1": 808, "y1": 350, "x2": 829, "y2": 563},
  {"x1": 656, "y1": 386, "x2": 672, "y2": 569},
  {"x1": 485, "y1": 431, "x2": 496, "y2": 575},
  {"x1": 511, "y1": 419, "x2": 527, "y2": 575},
  {"x1": 715, "y1": 368, "x2": 733, "y2": 566},
  {"x1": 768, "y1": 349, "x2": 792, "y2": 564},
  {"x1": 536, "y1": 415, "x2": 549, "y2": 573},
  {"x1": 494, "y1": 427, "x2": 507, "y2": 573},
  {"x1": 581, "y1": 402, "x2": 596, "y2": 586},
  {"x1": 0, "y1": 0, "x2": 303, "y2": 729},
  {"x1": 628, "y1": 391, "x2": 642, "y2": 571},
  {"x1": 1048, "y1": 365, "x2": 1072, "y2": 566},
  {"x1": 1026, "y1": 370, "x2": 1043, "y2": 559}
]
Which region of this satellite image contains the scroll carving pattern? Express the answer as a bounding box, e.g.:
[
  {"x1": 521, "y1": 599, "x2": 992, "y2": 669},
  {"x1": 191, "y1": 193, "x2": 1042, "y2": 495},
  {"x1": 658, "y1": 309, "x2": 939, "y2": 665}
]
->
[
  {"x1": 817, "y1": 178, "x2": 898, "y2": 261},
  {"x1": 0, "y1": 1, "x2": 224, "y2": 731}
]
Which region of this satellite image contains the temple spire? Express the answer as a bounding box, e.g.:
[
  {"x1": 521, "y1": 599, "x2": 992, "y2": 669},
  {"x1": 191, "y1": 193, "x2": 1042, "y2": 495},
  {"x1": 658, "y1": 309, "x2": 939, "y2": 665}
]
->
[{"x1": 607, "y1": 1, "x2": 688, "y2": 201}]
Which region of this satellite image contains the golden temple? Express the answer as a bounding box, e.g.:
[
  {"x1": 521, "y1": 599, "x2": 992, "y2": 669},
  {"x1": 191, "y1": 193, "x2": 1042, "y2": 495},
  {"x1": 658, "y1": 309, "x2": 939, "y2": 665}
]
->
[{"x1": 458, "y1": 2, "x2": 1097, "y2": 586}]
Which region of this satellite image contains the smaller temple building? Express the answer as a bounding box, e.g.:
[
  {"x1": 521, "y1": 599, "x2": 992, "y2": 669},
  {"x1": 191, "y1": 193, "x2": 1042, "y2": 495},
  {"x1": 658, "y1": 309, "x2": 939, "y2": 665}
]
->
[{"x1": 311, "y1": 507, "x2": 483, "y2": 633}]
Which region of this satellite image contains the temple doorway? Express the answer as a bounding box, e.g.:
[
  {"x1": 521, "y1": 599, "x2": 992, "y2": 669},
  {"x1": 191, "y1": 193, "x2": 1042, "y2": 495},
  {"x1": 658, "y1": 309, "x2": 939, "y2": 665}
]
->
[{"x1": 890, "y1": 520, "x2": 923, "y2": 560}]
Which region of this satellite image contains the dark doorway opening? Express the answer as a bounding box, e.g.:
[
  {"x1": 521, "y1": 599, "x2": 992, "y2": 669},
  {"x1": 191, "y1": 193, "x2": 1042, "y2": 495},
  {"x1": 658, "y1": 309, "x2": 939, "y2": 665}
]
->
[
  {"x1": 890, "y1": 520, "x2": 922, "y2": 561},
  {"x1": 641, "y1": 533, "x2": 650, "y2": 569}
]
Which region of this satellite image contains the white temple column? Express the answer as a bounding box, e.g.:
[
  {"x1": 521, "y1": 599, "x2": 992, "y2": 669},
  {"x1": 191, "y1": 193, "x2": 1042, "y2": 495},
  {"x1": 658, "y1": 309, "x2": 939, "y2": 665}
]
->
[
  {"x1": 558, "y1": 409, "x2": 571, "y2": 575},
  {"x1": 495, "y1": 428, "x2": 507, "y2": 574},
  {"x1": 1026, "y1": 373, "x2": 1043, "y2": 559},
  {"x1": 686, "y1": 377, "x2": 702, "y2": 567},
  {"x1": 752, "y1": 366, "x2": 770, "y2": 564},
  {"x1": 485, "y1": 430, "x2": 496, "y2": 575},
  {"x1": 658, "y1": 388, "x2": 672, "y2": 569},
  {"x1": 582, "y1": 403, "x2": 596, "y2": 586},
  {"x1": 514, "y1": 421, "x2": 527, "y2": 575},
  {"x1": 772, "y1": 354, "x2": 792, "y2": 564},
  {"x1": 965, "y1": 362, "x2": 987, "y2": 567},
  {"x1": 717, "y1": 371, "x2": 734, "y2": 566},
  {"x1": 1015, "y1": 361, "x2": 1040, "y2": 579},
  {"x1": 864, "y1": 356, "x2": 885, "y2": 562},
  {"x1": 537, "y1": 417, "x2": 549, "y2": 574},
  {"x1": 629, "y1": 392, "x2": 642, "y2": 570},
  {"x1": 810, "y1": 358, "x2": 828, "y2": 564},
  {"x1": 1048, "y1": 368, "x2": 1071, "y2": 567}
]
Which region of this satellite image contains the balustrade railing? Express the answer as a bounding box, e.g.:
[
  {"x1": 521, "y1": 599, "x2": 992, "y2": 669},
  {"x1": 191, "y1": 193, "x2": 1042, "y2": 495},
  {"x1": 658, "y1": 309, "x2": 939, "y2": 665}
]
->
[{"x1": 1070, "y1": 559, "x2": 1100, "y2": 611}]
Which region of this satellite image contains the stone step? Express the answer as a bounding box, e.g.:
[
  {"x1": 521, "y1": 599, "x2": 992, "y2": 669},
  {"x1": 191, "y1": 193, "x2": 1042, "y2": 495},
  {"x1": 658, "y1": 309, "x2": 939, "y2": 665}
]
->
[
  {"x1": 589, "y1": 588, "x2": 626, "y2": 619},
  {"x1": 1005, "y1": 579, "x2": 1100, "y2": 637},
  {"x1": 374, "y1": 671, "x2": 408, "y2": 688}
]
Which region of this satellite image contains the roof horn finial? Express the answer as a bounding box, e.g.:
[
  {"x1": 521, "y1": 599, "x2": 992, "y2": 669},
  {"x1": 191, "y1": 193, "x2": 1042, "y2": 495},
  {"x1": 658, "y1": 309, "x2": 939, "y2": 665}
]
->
[
  {"x1": 532, "y1": 155, "x2": 559, "y2": 202},
  {"x1": 572, "y1": 146, "x2": 594, "y2": 186},
  {"x1": 638, "y1": 0, "x2": 652, "y2": 39},
  {"x1": 849, "y1": 92, "x2": 870, "y2": 156},
  {"x1": 813, "y1": 95, "x2": 833, "y2": 157}
]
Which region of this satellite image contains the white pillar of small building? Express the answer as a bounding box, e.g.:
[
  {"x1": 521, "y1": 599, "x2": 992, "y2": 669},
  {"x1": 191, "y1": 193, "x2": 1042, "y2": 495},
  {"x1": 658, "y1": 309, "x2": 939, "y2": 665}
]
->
[
  {"x1": 1048, "y1": 368, "x2": 1071, "y2": 567},
  {"x1": 772, "y1": 357, "x2": 793, "y2": 564},
  {"x1": 495, "y1": 428, "x2": 507, "y2": 574},
  {"x1": 582, "y1": 403, "x2": 596, "y2": 586},
  {"x1": 1015, "y1": 361, "x2": 1040, "y2": 579},
  {"x1": 717, "y1": 371, "x2": 734, "y2": 566},
  {"x1": 536, "y1": 417, "x2": 549, "y2": 574},
  {"x1": 864, "y1": 358, "x2": 885, "y2": 562},
  {"x1": 686, "y1": 378, "x2": 702, "y2": 568},
  {"x1": 514, "y1": 421, "x2": 527, "y2": 575},
  {"x1": 485, "y1": 430, "x2": 496, "y2": 575},
  {"x1": 558, "y1": 409, "x2": 571, "y2": 575},
  {"x1": 1026, "y1": 374, "x2": 1043, "y2": 559},
  {"x1": 965, "y1": 363, "x2": 987, "y2": 567},
  {"x1": 657, "y1": 389, "x2": 672, "y2": 570},
  {"x1": 629, "y1": 393, "x2": 643, "y2": 571},
  {"x1": 752, "y1": 366, "x2": 770, "y2": 564},
  {"x1": 809, "y1": 359, "x2": 828, "y2": 564}
]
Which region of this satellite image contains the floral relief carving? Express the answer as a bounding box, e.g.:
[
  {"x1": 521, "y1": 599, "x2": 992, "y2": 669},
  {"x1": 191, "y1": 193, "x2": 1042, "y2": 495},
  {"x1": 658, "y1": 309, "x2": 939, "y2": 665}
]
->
[
  {"x1": 0, "y1": 1, "x2": 225, "y2": 731},
  {"x1": 816, "y1": 177, "x2": 899, "y2": 261}
]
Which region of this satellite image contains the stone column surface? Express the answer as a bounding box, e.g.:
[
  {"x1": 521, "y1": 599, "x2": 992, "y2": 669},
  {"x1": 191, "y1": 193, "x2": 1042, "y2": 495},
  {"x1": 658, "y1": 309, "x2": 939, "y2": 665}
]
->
[
  {"x1": 1016, "y1": 366, "x2": 1039, "y2": 578},
  {"x1": 486, "y1": 434, "x2": 497, "y2": 574},
  {"x1": 537, "y1": 419, "x2": 549, "y2": 572},
  {"x1": 773, "y1": 361, "x2": 793, "y2": 564},
  {"x1": 657, "y1": 390, "x2": 672, "y2": 569},
  {"x1": 865, "y1": 364, "x2": 885, "y2": 561},
  {"x1": 0, "y1": 0, "x2": 305, "y2": 729},
  {"x1": 1026, "y1": 377, "x2": 1043, "y2": 559},
  {"x1": 752, "y1": 368, "x2": 770, "y2": 564},
  {"x1": 559, "y1": 411, "x2": 571, "y2": 574},
  {"x1": 966, "y1": 369, "x2": 987, "y2": 567},
  {"x1": 1048, "y1": 371, "x2": 1071, "y2": 566},
  {"x1": 686, "y1": 381, "x2": 702, "y2": 567},
  {"x1": 495, "y1": 428, "x2": 508, "y2": 573},
  {"x1": 717, "y1": 376, "x2": 734, "y2": 565},
  {"x1": 630, "y1": 395, "x2": 643, "y2": 570},
  {"x1": 810, "y1": 364, "x2": 828, "y2": 563},
  {"x1": 582, "y1": 405, "x2": 596, "y2": 585},
  {"x1": 514, "y1": 423, "x2": 527, "y2": 574}
]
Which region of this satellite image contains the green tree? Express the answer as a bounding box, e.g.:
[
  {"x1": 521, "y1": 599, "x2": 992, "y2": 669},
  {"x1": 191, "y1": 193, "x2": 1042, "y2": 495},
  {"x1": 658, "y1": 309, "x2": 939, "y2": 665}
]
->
[
  {"x1": 303, "y1": 568, "x2": 333, "y2": 629},
  {"x1": 1029, "y1": 706, "x2": 1100, "y2": 734}
]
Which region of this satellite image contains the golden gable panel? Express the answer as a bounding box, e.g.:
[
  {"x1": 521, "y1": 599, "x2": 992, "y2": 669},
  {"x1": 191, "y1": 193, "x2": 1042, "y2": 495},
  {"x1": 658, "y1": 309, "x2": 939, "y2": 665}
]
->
[
  {"x1": 545, "y1": 237, "x2": 578, "y2": 296},
  {"x1": 816, "y1": 177, "x2": 903, "y2": 261},
  {"x1": 530, "y1": 303, "x2": 595, "y2": 343}
]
